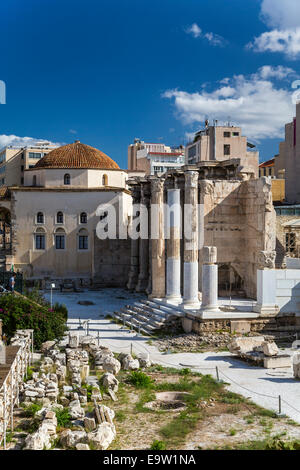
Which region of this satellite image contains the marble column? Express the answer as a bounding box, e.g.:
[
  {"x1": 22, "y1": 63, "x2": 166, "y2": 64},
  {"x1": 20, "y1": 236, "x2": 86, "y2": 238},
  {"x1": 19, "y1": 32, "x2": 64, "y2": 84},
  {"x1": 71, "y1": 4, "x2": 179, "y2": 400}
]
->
[
  {"x1": 166, "y1": 188, "x2": 181, "y2": 303},
  {"x1": 127, "y1": 184, "x2": 140, "y2": 290},
  {"x1": 254, "y1": 251, "x2": 278, "y2": 315},
  {"x1": 136, "y1": 184, "x2": 149, "y2": 292},
  {"x1": 149, "y1": 178, "x2": 166, "y2": 299},
  {"x1": 201, "y1": 246, "x2": 220, "y2": 312},
  {"x1": 183, "y1": 171, "x2": 200, "y2": 309}
]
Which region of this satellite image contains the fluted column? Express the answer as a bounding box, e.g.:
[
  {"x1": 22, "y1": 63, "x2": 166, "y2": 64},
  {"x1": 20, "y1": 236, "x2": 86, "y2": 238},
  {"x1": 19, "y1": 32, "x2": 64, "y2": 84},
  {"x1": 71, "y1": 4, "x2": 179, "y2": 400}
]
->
[
  {"x1": 201, "y1": 246, "x2": 220, "y2": 311},
  {"x1": 149, "y1": 177, "x2": 165, "y2": 299},
  {"x1": 136, "y1": 184, "x2": 149, "y2": 292},
  {"x1": 166, "y1": 188, "x2": 181, "y2": 303},
  {"x1": 183, "y1": 171, "x2": 200, "y2": 309},
  {"x1": 127, "y1": 184, "x2": 140, "y2": 290}
]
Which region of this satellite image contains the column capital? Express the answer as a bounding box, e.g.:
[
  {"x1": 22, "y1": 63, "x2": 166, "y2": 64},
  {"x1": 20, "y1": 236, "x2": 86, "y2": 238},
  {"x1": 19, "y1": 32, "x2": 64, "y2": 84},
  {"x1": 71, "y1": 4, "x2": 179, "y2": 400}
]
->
[
  {"x1": 203, "y1": 246, "x2": 217, "y2": 264},
  {"x1": 184, "y1": 170, "x2": 198, "y2": 188},
  {"x1": 150, "y1": 177, "x2": 165, "y2": 194}
]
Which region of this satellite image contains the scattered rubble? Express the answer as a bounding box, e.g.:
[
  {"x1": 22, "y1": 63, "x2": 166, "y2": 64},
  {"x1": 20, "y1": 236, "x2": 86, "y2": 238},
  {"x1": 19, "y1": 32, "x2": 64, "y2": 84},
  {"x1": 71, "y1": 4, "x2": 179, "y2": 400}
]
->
[{"x1": 228, "y1": 336, "x2": 291, "y2": 368}]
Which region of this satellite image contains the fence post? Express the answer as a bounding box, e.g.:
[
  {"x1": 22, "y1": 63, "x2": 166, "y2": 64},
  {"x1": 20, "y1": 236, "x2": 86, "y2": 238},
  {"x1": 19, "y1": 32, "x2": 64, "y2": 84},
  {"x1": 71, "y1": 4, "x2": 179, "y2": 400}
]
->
[
  {"x1": 216, "y1": 366, "x2": 220, "y2": 382},
  {"x1": 279, "y1": 395, "x2": 282, "y2": 415}
]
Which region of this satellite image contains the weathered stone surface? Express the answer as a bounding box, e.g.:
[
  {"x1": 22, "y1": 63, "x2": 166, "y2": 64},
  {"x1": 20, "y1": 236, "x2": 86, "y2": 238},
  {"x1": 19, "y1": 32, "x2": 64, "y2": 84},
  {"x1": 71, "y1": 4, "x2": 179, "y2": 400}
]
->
[
  {"x1": 84, "y1": 417, "x2": 96, "y2": 432},
  {"x1": 41, "y1": 341, "x2": 56, "y2": 354},
  {"x1": 228, "y1": 336, "x2": 265, "y2": 355},
  {"x1": 230, "y1": 321, "x2": 251, "y2": 335},
  {"x1": 87, "y1": 423, "x2": 116, "y2": 450},
  {"x1": 69, "y1": 333, "x2": 80, "y2": 349},
  {"x1": 264, "y1": 355, "x2": 291, "y2": 369},
  {"x1": 100, "y1": 372, "x2": 119, "y2": 392},
  {"x1": 75, "y1": 443, "x2": 90, "y2": 450},
  {"x1": 102, "y1": 357, "x2": 121, "y2": 375},
  {"x1": 121, "y1": 354, "x2": 140, "y2": 371},
  {"x1": 60, "y1": 430, "x2": 87, "y2": 449},
  {"x1": 69, "y1": 400, "x2": 85, "y2": 419},
  {"x1": 262, "y1": 341, "x2": 279, "y2": 357},
  {"x1": 24, "y1": 429, "x2": 51, "y2": 450},
  {"x1": 137, "y1": 354, "x2": 151, "y2": 368}
]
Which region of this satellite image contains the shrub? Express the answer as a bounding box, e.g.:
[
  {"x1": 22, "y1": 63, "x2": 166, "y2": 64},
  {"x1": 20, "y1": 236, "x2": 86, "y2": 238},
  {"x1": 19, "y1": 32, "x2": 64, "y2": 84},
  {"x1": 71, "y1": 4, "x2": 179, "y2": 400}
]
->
[
  {"x1": 0, "y1": 293, "x2": 67, "y2": 348},
  {"x1": 128, "y1": 371, "x2": 153, "y2": 389},
  {"x1": 54, "y1": 407, "x2": 72, "y2": 428},
  {"x1": 22, "y1": 402, "x2": 43, "y2": 417},
  {"x1": 150, "y1": 440, "x2": 167, "y2": 450}
]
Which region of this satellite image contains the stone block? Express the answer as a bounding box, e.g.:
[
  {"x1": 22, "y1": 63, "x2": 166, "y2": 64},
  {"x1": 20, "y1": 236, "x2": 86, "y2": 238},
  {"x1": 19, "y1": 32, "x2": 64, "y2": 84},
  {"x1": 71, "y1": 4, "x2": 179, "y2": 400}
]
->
[
  {"x1": 263, "y1": 355, "x2": 291, "y2": 369},
  {"x1": 230, "y1": 321, "x2": 251, "y2": 334},
  {"x1": 182, "y1": 318, "x2": 193, "y2": 333}
]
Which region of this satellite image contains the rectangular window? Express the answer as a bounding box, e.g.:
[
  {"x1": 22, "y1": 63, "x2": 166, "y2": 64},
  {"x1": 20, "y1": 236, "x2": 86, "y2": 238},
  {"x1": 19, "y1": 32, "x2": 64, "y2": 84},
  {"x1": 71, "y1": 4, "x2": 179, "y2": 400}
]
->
[
  {"x1": 29, "y1": 152, "x2": 42, "y2": 159},
  {"x1": 233, "y1": 132, "x2": 239, "y2": 136},
  {"x1": 224, "y1": 144, "x2": 231, "y2": 156},
  {"x1": 55, "y1": 235, "x2": 65, "y2": 250},
  {"x1": 35, "y1": 234, "x2": 45, "y2": 250},
  {"x1": 79, "y1": 235, "x2": 88, "y2": 250},
  {"x1": 224, "y1": 131, "x2": 231, "y2": 138},
  {"x1": 286, "y1": 233, "x2": 296, "y2": 253}
]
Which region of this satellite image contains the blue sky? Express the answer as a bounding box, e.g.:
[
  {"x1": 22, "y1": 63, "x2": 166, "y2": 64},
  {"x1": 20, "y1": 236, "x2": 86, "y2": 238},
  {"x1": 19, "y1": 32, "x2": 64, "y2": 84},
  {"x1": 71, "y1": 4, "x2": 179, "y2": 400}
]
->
[{"x1": 0, "y1": 0, "x2": 300, "y2": 167}]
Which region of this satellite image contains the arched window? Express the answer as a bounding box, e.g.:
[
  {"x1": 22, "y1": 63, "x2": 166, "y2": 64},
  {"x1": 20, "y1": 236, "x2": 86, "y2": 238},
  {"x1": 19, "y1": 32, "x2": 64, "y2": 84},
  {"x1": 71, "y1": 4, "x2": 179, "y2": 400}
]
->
[
  {"x1": 80, "y1": 212, "x2": 87, "y2": 224},
  {"x1": 56, "y1": 211, "x2": 64, "y2": 224},
  {"x1": 64, "y1": 173, "x2": 71, "y2": 185},
  {"x1": 32, "y1": 175, "x2": 37, "y2": 186},
  {"x1": 78, "y1": 228, "x2": 89, "y2": 250},
  {"x1": 37, "y1": 212, "x2": 44, "y2": 224},
  {"x1": 35, "y1": 227, "x2": 46, "y2": 250},
  {"x1": 55, "y1": 227, "x2": 66, "y2": 250},
  {"x1": 102, "y1": 174, "x2": 108, "y2": 186}
]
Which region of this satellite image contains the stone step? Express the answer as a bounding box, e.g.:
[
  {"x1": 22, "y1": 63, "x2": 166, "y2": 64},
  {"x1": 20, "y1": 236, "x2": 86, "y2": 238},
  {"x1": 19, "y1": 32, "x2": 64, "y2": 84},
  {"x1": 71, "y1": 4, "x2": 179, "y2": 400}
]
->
[
  {"x1": 120, "y1": 307, "x2": 165, "y2": 328},
  {"x1": 113, "y1": 312, "x2": 155, "y2": 336},
  {"x1": 127, "y1": 304, "x2": 168, "y2": 322}
]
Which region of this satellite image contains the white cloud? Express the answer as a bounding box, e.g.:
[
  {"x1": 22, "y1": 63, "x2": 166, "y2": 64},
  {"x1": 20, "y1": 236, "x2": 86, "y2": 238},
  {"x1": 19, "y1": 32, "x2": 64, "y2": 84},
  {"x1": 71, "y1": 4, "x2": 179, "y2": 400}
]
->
[
  {"x1": 162, "y1": 69, "x2": 295, "y2": 140},
  {"x1": 256, "y1": 65, "x2": 296, "y2": 80},
  {"x1": 185, "y1": 23, "x2": 226, "y2": 47},
  {"x1": 0, "y1": 134, "x2": 60, "y2": 150},
  {"x1": 249, "y1": 28, "x2": 300, "y2": 58},
  {"x1": 249, "y1": 1, "x2": 300, "y2": 57},
  {"x1": 185, "y1": 23, "x2": 202, "y2": 38},
  {"x1": 260, "y1": 0, "x2": 300, "y2": 29}
]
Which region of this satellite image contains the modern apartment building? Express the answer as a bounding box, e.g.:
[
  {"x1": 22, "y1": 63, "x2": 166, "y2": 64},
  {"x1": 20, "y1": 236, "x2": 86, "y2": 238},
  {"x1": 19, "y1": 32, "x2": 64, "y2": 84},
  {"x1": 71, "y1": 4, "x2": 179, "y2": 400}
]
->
[
  {"x1": 0, "y1": 143, "x2": 58, "y2": 186},
  {"x1": 128, "y1": 138, "x2": 185, "y2": 175},
  {"x1": 185, "y1": 124, "x2": 259, "y2": 177}
]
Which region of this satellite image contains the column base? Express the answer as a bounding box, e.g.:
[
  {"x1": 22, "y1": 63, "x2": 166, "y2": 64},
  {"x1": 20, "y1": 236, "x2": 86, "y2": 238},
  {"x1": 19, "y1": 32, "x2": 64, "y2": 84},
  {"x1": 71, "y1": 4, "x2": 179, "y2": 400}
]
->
[
  {"x1": 253, "y1": 304, "x2": 279, "y2": 316},
  {"x1": 201, "y1": 305, "x2": 220, "y2": 313},
  {"x1": 183, "y1": 300, "x2": 201, "y2": 310},
  {"x1": 135, "y1": 278, "x2": 149, "y2": 293},
  {"x1": 165, "y1": 295, "x2": 182, "y2": 306}
]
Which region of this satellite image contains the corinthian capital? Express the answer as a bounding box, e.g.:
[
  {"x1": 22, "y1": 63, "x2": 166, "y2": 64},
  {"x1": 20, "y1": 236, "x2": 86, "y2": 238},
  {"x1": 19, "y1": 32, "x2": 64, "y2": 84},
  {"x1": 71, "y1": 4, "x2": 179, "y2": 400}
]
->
[{"x1": 184, "y1": 171, "x2": 198, "y2": 188}]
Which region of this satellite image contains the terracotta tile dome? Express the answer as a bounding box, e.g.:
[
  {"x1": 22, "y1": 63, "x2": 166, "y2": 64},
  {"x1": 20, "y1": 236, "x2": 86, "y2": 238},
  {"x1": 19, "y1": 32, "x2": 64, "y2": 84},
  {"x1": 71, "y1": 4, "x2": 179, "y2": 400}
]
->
[{"x1": 34, "y1": 141, "x2": 120, "y2": 169}]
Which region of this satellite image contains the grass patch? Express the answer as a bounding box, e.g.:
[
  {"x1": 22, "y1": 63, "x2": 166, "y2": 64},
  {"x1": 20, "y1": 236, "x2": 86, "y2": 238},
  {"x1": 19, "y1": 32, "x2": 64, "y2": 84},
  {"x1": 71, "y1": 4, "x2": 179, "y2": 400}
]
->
[
  {"x1": 22, "y1": 402, "x2": 43, "y2": 417},
  {"x1": 127, "y1": 371, "x2": 154, "y2": 389},
  {"x1": 54, "y1": 407, "x2": 72, "y2": 428},
  {"x1": 150, "y1": 440, "x2": 167, "y2": 450}
]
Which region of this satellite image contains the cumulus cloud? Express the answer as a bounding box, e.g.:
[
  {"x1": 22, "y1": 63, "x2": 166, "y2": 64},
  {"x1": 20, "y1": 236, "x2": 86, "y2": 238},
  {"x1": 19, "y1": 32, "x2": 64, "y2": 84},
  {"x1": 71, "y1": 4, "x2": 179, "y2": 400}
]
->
[
  {"x1": 0, "y1": 134, "x2": 60, "y2": 150},
  {"x1": 255, "y1": 65, "x2": 296, "y2": 80},
  {"x1": 260, "y1": 0, "x2": 300, "y2": 29},
  {"x1": 162, "y1": 69, "x2": 295, "y2": 140},
  {"x1": 185, "y1": 23, "x2": 226, "y2": 47},
  {"x1": 249, "y1": 29, "x2": 300, "y2": 58},
  {"x1": 249, "y1": 0, "x2": 300, "y2": 58}
]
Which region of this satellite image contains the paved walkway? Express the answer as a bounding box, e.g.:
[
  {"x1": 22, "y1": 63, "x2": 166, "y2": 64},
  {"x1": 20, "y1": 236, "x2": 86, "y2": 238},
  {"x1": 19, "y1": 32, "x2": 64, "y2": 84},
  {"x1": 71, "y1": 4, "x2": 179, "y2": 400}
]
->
[
  {"x1": 66, "y1": 317, "x2": 300, "y2": 423},
  {"x1": 44, "y1": 289, "x2": 300, "y2": 423}
]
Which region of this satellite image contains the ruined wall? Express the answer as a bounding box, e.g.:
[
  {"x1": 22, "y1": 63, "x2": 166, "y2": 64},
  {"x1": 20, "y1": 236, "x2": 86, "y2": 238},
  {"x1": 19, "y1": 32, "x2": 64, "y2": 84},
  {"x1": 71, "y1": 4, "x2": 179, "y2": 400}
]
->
[{"x1": 198, "y1": 177, "x2": 276, "y2": 299}]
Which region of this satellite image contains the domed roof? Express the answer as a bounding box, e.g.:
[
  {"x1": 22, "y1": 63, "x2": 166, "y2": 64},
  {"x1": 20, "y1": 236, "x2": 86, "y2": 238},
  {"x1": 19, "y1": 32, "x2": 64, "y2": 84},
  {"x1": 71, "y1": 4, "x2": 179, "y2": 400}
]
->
[{"x1": 34, "y1": 141, "x2": 120, "y2": 170}]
